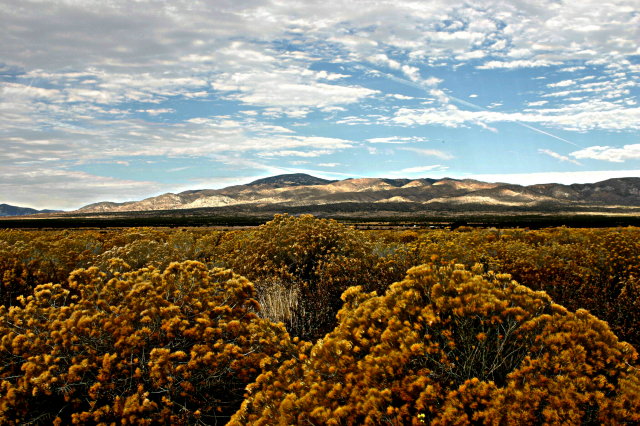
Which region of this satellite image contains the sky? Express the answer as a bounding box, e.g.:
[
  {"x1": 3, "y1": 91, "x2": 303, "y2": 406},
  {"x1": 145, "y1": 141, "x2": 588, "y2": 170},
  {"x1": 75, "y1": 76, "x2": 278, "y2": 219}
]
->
[{"x1": 1, "y1": 0, "x2": 639, "y2": 210}]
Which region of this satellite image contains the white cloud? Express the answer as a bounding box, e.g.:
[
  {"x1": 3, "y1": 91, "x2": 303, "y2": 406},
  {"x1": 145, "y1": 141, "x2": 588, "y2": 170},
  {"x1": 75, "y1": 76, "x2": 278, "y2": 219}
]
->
[
  {"x1": 459, "y1": 170, "x2": 640, "y2": 186},
  {"x1": 387, "y1": 94, "x2": 414, "y2": 100},
  {"x1": 560, "y1": 66, "x2": 586, "y2": 72},
  {"x1": 392, "y1": 102, "x2": 640, "y2": 132},
  {"x1": 527, "y1": 100, "x2": 548, "y2": 107},
  {"x1": 138, "y1": 108, "x2": 175, "y2": 116},
  {"x1": 541, "y1": 77, "x2": 637, "y2": 102},
  {"x1": 570, "y1": 144, "x2": 640, "y2": 163},
  {"x1": 336, "y1": 116, "x2": 379, "y2": 126},
  {"x1": 397, "y1": 165, "x2": 448, "y2": 174},
  {"x1": 257, "y1": 149, "x2": 333, "y2": 158},
  {"x1": 321, "y1": 106, "x2": 348, "y2": 113},
  {"x1": 211, "y1": 70, "x2": 378, "y2": 109},
  {"x1": 477, "y1": 59, "x2": 561, "y2": 69},
  {"x1": 167, "y1": 166, "x2": 191, "y2": 173},
  {"x1": 0, "y1": 83, "x2": 63, "y2": 101},
  {"x1": 230, "y1": 134, "x2": 354, "y2": 155},
  {"x1": 2, "y1": 0, "x2": 640, "y2": 209},
  {"x1": 367, "y1": 136, "x2": 429, "y2": 144},
  {"x1": 548, "y1": 79, "x2": 576, "y2": 88},
  {"x1": 392, "y1": 107, "x2": 469, "y2": 128},
  {"x1": 0, "y1": 110, "x2": 355, "y2": 170},
  {"x1": 0, "y1": 166, "x2": 166, "y2": 210},
  {"x1": 6, "y1": 71, "x2": 210, "y2": 107},
  {"x1": 401, "y1": 147, "x2": 454, "y2": 160},
  {"x1": 367, "y1": 53, "x2": 425, "y2": 83},
  {"x1": 4, "y1": 0, "x2": 639, "y2": 77},
  {"x1": 456, "y1": 50, "x2": 486, "y2": 61},
  {"x1": 423, "y1": 76, "x2": 443, "y2": 86},
  {"x1": 538, "y1": 148, "x2": 582, "y2": 165}
]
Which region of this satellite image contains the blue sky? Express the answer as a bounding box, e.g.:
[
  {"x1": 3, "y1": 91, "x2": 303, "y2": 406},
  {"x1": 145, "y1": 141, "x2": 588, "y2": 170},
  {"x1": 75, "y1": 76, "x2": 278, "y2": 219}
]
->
[{"x1": 1, "y1": 0, "x2": 639, "y2": 210}]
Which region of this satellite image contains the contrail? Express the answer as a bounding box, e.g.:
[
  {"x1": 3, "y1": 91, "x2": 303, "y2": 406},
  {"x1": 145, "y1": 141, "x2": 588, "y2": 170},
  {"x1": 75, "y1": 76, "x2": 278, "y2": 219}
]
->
[
  {"x1": 516, "y1": 122, "x2": 581, "y2": 148},
  {"x1": 356, "y1": 64, "x2": 583, "y2": 148}
]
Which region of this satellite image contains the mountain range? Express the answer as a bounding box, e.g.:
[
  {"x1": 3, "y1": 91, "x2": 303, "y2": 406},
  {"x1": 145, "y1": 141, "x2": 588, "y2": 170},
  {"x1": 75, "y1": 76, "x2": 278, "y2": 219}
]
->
[
  {"x1": 74, "y1": 174, "x2": 640, "y2": 215},
  {"x1": 0, "y1": 204, "x2": 60, "y2": 217}
]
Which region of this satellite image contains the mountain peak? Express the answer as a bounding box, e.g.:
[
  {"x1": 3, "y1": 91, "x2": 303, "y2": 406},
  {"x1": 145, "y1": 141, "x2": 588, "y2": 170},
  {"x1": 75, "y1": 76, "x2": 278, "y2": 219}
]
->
[{"x1": 247, "y1": 173, "x2": 336, "y2": 188}]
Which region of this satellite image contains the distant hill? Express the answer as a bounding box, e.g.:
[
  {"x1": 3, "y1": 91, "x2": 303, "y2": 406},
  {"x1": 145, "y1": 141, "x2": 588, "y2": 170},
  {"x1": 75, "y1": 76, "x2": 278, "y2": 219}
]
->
[
  {"x1": 0, "y1": 204, "x2": 60, "y2": 217},
  {"x1": 247, "y1": 173, "x2": 336, "y2": 188},
  {"x1": 73, "y1": 174, "x2": 640, "y2": 215}
]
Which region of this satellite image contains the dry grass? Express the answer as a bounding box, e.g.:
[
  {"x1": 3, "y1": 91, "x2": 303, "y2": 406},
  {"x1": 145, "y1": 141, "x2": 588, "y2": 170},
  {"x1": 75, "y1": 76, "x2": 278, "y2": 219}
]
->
[{"x1": 254, "y1": 280, "x2": 308, "y2": 337}]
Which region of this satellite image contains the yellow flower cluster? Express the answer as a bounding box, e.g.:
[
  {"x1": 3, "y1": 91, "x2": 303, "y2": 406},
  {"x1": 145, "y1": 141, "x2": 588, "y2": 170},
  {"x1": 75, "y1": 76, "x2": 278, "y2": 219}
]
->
[
  {"x1": 232, "y1": 263, "x2": 640, "y2": 424},
  {"x1": 4, "y1": 220, "x2": 639, "y2": 347},
  {"x1": 210, "y1": 214, "x2": 410, "y2": 340},
  {"x1": 2, "y1": 217, "x2": 640, "y2": 424},
  {"x1": 0, "y1": 261, "x2": 296, "y2": 424}
]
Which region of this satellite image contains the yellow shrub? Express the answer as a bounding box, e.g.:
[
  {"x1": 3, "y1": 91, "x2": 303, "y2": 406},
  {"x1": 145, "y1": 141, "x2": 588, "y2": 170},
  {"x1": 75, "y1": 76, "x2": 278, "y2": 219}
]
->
[
  {"x1": 0, "y1": 261, "x2": 297, "y2": 424},
  {"x1": 231, "y1": 263, "x2": 640, "y2": 425}
]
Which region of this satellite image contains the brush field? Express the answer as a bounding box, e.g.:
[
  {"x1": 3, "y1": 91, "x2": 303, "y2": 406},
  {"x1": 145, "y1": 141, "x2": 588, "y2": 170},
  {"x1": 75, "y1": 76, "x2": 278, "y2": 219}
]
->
[{"x1": 1, "y1": 215, "x2": 639, "y2": 424}]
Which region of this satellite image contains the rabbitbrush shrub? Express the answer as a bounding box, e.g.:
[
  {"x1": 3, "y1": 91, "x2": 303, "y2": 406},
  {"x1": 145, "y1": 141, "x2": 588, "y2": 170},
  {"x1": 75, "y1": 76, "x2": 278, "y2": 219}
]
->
[
  {"x1": 214, "y1": 214, "x2": 411, "y2": 340},
  {"x1": 0, "y1": 260, "x2": 297, "y2": 425},
  {"x1": 231, "y1": 263, "x2": 640, "y2": 425}
]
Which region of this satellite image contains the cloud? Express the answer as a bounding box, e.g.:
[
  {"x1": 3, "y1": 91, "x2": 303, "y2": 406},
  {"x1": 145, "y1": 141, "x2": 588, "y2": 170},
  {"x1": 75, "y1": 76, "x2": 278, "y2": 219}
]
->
[
  {"x1": 336, "y1": 116, "x2": 380, "y2": 126},
  {"x1": 456, "y1": 50, "x2": 486, "y2": 61},
  {"x1": 387, "y1": 94, "x2": 414, "y2": 100},
  {"x1": 212, "y1": 73, "x2": 378, "y2": 108},
  {"x1": 4, "y1": 0, "x2": 639, "y2": 76},
  {"x1": 366, "y1": 136, "x2": 429, "y2": 144},
  {"x1": 392, "y1": 102, "x2": 640, "y2": 132},
  {"x1": 166, "y1": 166, "x2": 191, "y2": 173},
  {"x1": 477, "y1": 59, "x2": 561, "y2": 69},
  {"x1": 210, "y1": 54, "x2": 379, "y2": 109},
  {"x1": 548, "y1": 79, "x2": 576, "y2": 88},
  {"x1": 138, "y1": 108, "x2": 175, "y2": 116},
  {"x1": 397, "y1": 165, "x2": 448, "y2": 174},
  {"x1": 0, "y1": 83, "x2": 63, "y2": 101},
  {"x1": 2, "y1": 0, "x2": 640, "y2": 209},
  {"x1": 400, "y1": 147, "x2": 454, "y2": 160},
  {"x1": 560, "y1": 66, "x2": 586, "y2": 72},
  {"x1": 538, "y1": 148, "x2": 582, "y2": 165},
  {"x1": 459, "y1": 170, "x2": 640, "y2": 186},
  {"x1": 570, "y1": 144, "x2": 640, "y2": 163},
  {"x1": 367, "y1": 54, "x2": 422, "y2": 82},
  {"x1": 249, "y1": 136, "x2": 354, "y2": 152},
  {"x1": 0, "y1": 110, "x2": 355, "y2": 171},
  {"x1": 0, "y1": 165, "x2": 167, "y2": 210},
  {"x1": 541, "y1": 77, "x2": 637, "y2": 101},
  {"x1": 257, "y1": 149, "x2": 333, "y2": 158},
  {"x1": 527, "y1": 100, "x2": 548, "y2": 107}
]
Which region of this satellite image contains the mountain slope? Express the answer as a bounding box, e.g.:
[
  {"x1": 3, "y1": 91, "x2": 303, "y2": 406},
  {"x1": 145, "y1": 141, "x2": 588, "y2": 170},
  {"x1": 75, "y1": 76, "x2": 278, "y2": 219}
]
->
[{"x1": 75, "y1": 174, "x2": 640, "y2": 214}]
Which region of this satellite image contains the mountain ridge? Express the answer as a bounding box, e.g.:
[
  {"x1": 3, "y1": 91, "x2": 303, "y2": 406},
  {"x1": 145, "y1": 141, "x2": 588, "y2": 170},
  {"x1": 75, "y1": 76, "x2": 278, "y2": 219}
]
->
[
  {"x1": 0, "y1": 204, "x2": 61, "y2": 217},
  {"x1": 74, "y1": 174, "x2": 640, "y2": 214}
]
